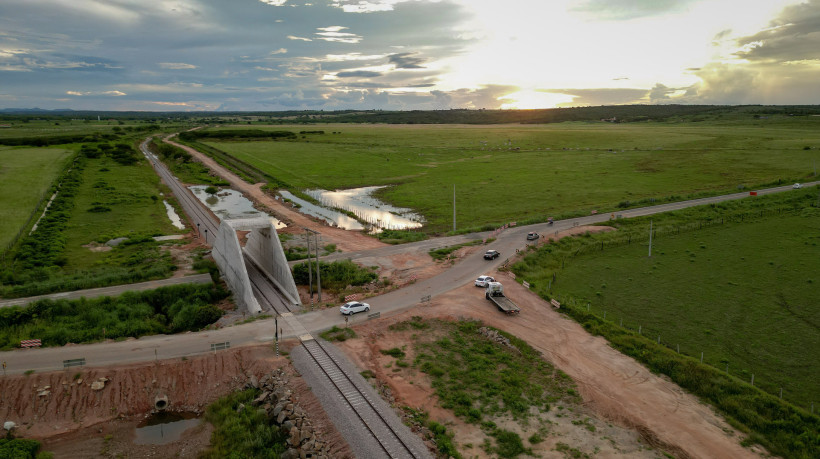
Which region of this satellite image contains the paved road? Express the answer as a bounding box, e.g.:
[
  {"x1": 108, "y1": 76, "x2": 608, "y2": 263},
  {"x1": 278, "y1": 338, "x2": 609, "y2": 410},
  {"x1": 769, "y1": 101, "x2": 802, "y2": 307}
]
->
[
  {"x1": 1, "y1": 182, "x2": 815, "y2": 374},
  {"x1": 0, "y1": 274, "x2": 213, "y2": 308}
]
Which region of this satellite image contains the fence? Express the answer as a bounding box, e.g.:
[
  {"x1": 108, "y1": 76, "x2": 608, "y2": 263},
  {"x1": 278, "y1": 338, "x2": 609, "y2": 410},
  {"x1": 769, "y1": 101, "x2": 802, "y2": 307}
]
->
[
  {"x1": 1, "y1": 188, "x2": 52, "y2": 260},
  {"x1": 531, "y1": 206, "x2": 815, "y2": 412},
  {"x1": 550, "y1": 293, "x2": 815, "y2": 414},
  {"x1": 20, "y1": 339, "x2": 42, "y2": 348}
]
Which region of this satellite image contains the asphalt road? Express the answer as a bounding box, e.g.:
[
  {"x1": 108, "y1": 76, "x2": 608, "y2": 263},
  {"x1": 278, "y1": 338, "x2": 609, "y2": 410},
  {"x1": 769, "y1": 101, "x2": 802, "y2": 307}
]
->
[{"x1": 1, "y1": 182, "x2": 816, "y2": 374}]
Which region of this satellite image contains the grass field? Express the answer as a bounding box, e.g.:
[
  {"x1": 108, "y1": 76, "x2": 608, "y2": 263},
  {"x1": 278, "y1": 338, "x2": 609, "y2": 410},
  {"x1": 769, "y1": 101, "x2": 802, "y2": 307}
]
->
[
  {"x1": 552, "y1": 213, "x2": 820, "y2": 408},
  {"x1": 62, "y1": 154, "x2": 183, "y2": 271},
  {"x1": 0, "y1": 146, "x2": 74, "y2": 250},
  {"x1": 201, "y1": 119, "x2": 820, "y2": 233}
]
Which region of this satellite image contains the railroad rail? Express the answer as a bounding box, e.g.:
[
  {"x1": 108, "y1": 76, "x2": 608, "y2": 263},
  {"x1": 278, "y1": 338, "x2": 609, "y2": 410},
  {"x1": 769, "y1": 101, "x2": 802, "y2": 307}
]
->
[{"x1": 301, "y1": 338, "x2": 425, "y2": 459}]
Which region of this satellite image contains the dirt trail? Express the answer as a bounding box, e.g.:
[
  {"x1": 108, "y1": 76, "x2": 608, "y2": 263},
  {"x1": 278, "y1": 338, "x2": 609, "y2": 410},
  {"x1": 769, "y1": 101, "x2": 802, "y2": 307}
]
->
[{"x1": 163, "y1": 136, "x2": 386, "y2": 253}]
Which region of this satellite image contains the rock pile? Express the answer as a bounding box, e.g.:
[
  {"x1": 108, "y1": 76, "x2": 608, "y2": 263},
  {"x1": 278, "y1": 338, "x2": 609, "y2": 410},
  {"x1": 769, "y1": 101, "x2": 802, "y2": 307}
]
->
[
  {"x1": 246, "y1": 369, "x2": 331, "y2": 459},
  {"x1": 478, "y1": 326, "x2": 521, "y2": 353}
]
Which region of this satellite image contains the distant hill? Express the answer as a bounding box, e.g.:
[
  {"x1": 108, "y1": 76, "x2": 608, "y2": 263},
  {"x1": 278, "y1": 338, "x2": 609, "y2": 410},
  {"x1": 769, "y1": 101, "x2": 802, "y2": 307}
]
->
[{"x1": 1, "y1": 105, "x2": 819, "y2": 124}]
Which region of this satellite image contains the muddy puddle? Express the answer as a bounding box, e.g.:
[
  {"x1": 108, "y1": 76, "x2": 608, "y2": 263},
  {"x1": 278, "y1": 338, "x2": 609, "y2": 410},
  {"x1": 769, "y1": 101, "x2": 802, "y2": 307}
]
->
[
  {"x1": 133, "y1": 412, "x2": 201, "y2": 445},
  {"x1": 189, "y1": 185, "x2": 286, "y2": 228},
  {"x1": 163, "y1": 200, "x2": 186, "y2": 230}
]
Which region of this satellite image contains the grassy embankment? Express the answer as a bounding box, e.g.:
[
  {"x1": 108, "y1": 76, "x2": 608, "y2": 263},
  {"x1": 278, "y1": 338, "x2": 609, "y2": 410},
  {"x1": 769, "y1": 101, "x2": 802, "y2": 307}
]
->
[
  {"x1": 198, "y1": 119, "x2": 820, "y2": 234},
  {"x1": 512, "y1": 187, "x2": 820, "y2": 458},
  {"x1": 0, "y1": 147, "x2": 74, "y2": 252}
]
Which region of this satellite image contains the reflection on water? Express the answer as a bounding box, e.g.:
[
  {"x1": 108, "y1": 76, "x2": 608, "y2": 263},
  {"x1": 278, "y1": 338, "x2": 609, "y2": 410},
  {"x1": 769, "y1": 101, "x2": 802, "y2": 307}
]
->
[
  {"x1": 279, "y1": 191, "x2": 364, "y2": 230},
  {"x1": 134, "y1": 412, "x2": 200, "y2": 445},
  {"x1": 189, "y1": 185, "x2": 286, "y2": 229},
  {"x1": 280, "y1": 186, "x2": 424, "y2": 232},
  {"x1": 163, "y1": 200, "x2": 185, "y2": 230}
]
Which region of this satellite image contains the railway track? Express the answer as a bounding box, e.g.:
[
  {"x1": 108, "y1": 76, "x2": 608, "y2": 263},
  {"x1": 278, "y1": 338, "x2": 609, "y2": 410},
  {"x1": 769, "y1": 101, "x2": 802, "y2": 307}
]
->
[
  {"x1": 300, "y1": 338, "x2": 427, "y2": 459},
  {"x1": 140, "y1": 138, "x2": 292, "y2": 315}
]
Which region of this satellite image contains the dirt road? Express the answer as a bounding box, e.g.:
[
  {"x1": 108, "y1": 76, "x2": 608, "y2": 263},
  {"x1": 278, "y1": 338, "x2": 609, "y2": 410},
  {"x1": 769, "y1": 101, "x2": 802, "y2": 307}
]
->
[
  {"x1": 163, "y1": 136, "x2": 386, "y2": 253},
  {"x1": 338, "y1": 278, "x2": 763, "y2": 459}
]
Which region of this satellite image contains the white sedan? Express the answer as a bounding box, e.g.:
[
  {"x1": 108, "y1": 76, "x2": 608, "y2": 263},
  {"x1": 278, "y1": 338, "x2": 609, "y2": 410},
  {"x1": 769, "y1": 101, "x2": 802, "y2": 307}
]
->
[
  {"x1": 475, "y1": 275, "x2": 495, "y2": 287},
  {"x1": 340, "y1": 301, "x2": 370, "y2": 315}
]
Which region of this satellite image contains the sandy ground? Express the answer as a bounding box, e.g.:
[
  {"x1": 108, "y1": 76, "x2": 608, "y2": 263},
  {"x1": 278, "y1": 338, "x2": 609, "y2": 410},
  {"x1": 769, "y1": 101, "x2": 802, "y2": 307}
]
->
[
  {"x1": 164, "y1": 136, "x2": 385, "y2": 253},
  {"x1": 1, "y1": 344, "x2": 350, "y2": 458}
]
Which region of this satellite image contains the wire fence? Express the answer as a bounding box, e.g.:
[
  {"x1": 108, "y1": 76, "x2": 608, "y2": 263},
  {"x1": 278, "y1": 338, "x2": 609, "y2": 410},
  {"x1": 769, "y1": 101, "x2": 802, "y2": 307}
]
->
[
  {"x1": 536, "y1": 205, "x2": 815, "y2": 413},
  {"x1": 551, "y1": 293, "x2": 815, "y2": 415}
]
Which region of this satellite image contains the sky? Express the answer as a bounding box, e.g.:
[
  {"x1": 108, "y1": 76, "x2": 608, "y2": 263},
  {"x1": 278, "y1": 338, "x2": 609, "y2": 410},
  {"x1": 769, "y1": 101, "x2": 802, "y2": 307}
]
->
[{"x1": 1, "y1": 0, "x2": 819, "y2": 111}]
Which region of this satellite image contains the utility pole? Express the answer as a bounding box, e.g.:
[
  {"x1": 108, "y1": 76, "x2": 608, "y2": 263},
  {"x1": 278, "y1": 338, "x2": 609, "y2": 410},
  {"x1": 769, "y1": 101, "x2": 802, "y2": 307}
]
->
[
  {"x1": 648, "y1": 220, "x2": 653, "y2": 258},
  {"x1": 304, "y1": 227, "x2": 322, "y2": 304},
  {"x1": 453, "y1": 184, "x2": 456, "y2": 232},
  {"x1": 315, "y1": 232, "x2": 322, "y2": 303},
  {"x1": 305, "y1": 229, "x2": 313, "y2": 301}
]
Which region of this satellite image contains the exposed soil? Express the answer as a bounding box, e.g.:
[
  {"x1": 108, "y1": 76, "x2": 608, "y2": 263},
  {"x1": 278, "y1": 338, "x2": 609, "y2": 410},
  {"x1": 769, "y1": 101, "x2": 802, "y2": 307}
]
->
[{"x1": 0, "y1": 344, "x2": 350, "y2": 458}]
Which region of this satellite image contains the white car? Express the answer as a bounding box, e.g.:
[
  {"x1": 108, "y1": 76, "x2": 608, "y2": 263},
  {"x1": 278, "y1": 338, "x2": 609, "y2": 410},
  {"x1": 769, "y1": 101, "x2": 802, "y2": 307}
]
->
[
  {"x1": 340, "y1": 301, "x2": 370, "y2": 315},
  {"x1": 475, "y1": 275, "x2": 495, "y2": 287},
  {"x1": 793, "y1": 183, "x2": 802, "y2": 189}
]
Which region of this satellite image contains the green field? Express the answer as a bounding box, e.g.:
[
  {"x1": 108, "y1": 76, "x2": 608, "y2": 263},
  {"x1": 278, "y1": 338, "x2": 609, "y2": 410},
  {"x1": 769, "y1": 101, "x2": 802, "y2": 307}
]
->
[
  {"x1": 200, "y1": 119, "x2": 820, "y2": 233},
  {"x1": 0, "y1": 146, "x2": 74, "y2": 250},
  {"x1": 552, "y1": 213, "x2": 819, "y2": 408}
]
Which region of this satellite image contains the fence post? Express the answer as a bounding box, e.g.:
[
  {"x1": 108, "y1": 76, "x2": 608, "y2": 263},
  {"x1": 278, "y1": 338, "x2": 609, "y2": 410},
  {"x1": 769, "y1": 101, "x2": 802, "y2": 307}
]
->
[
  {"x1": 657, "y1": 335, "x2": 660, "y2": 344},
  {"x1": 700, "y1": 352, "x2": 703, "y2": 363},
  {"x1": 638, "y1": 325, "x2": 641, "y2": 335},
  {"x1": 676, "y1": 344, "x2": 679, "y2": 353},
  {"x1": 751, "y1": 374, "x2": 754, "y2": 386},
  {"x1": 779, "y1": 388, "x2": 783, "y2": 399}
]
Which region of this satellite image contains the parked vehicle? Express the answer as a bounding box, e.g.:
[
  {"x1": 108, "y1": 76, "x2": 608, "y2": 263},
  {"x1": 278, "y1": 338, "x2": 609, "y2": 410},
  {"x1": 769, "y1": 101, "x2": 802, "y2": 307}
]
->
[
  {"x1": 475, "y1": 275, "x2": 495, "y2": 287},
  {"x1": 339, "y1": 301, "x2": 370, "y2": 315},
  {"x1": 484, "y1": 282, "x2": 520, "y2": 314},
  {"x1": 793, "y1": 183, "x2": 802, "y2": 189},
  {"x1": 526, "y1": 232, "x2": 539, "y2": 240},
  {"x1": 547, "y1": 217, "x2": 554, "y2": 226},
  {"x1": 484, "y1": 249, "x2": 500, "y2": 260}
]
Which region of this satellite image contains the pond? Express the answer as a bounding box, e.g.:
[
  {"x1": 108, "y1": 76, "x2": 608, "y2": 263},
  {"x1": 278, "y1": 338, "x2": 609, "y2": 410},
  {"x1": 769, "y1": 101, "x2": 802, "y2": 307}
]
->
[
  {"x1": 133, "y1": 412, "x2": 200, "y2": 446},
  {"x1": 281, "y1": 186, "x2": 424, "y2": 232},
  {"x1": 189, "y1": 185, "x2": 285, "y2": 229}
]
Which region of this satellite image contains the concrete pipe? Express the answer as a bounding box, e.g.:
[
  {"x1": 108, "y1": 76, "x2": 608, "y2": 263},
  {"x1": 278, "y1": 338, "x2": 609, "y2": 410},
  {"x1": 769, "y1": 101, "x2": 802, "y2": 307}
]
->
[{"x1": 154, "y1": 395, "x2": 169, "y2": 411}]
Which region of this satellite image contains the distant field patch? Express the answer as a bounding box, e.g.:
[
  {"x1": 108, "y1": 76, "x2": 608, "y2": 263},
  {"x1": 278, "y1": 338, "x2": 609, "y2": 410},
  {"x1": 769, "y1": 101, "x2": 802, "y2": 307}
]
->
[
  {"x1": 202, "y1": 121, "x2": 820, "y2": 232},
  {"x1": 0, "y1": 147, "x2": 73, "y2": 250}
]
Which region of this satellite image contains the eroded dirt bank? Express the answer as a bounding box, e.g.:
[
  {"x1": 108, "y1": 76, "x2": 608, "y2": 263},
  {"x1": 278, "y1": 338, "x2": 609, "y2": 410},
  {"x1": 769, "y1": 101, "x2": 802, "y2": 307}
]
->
[{"x1": 0, "y1": 344, "x2": 349, "y2": 458}]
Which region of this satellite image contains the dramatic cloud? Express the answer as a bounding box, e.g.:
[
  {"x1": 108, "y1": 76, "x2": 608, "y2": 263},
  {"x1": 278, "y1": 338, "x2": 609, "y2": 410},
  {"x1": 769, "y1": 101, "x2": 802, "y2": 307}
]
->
[
  {"x1": 0, "y1": 0, "x2": 816, "y2": 110},
  {"x1": 734, "y1": 0, "x2": 820, "y2": 63}
]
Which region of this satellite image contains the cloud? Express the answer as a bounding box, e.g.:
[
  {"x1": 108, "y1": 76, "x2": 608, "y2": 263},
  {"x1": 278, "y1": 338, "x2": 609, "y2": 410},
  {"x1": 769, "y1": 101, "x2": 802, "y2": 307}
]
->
[
  {"x1": 270, "y1": 48, "x2": 288, "y2": 55},
  {"x1": 66, "y1": 90, "x2": 126, "y2": 96},
  {"x1": 545, "y1": 87, "x2": 649, "y2": 106},
  {"x1": 388, "y1": 52, "x2": 425, "y2": 69},
  {"x1": 336, "y1": 70, "x2": 382, "y2": 77},
  {"x1": 686, "y1": 62, "x2": 759, "y2": 104},
  {"x1": 158, "y1": 62, "x2": 197, "y2": 70},
  {"x1": 329, "y1": 0, "x2": 401, "y2": 13},
  {"x1": 259, "y1": 0, "x2": 288, "y2": 5},
  {"x1": 570, "y1": 0, "x2": 698, "y2": 20},
  {"x1": 287, "y1": 35, "x2": 313, "y2": 41},
  {"x1": 733, "y1": 0, "x2": 820, "y2": 63},
  {"x1": 316, "y1": 26, "x2": 362, "y2": 43}
]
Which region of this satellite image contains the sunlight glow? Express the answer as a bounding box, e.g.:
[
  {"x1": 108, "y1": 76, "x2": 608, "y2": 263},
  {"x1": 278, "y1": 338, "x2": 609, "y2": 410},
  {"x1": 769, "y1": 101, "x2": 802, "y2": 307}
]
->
[{"x1": 499, "y1": 90, "x2": 575, "y2": 109}]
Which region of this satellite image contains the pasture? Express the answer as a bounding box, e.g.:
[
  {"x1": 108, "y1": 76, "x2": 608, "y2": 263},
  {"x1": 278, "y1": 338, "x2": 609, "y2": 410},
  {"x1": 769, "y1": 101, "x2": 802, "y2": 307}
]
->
[
  {"x1": 512, "y1": 188, "x2": 820, "y2": 409},
  {"x1": 0, "y1": 147, "x2": 74, "y2": 251},
  {"x1": 201, "y1": 119, "x2": 820, "y2": 232}
]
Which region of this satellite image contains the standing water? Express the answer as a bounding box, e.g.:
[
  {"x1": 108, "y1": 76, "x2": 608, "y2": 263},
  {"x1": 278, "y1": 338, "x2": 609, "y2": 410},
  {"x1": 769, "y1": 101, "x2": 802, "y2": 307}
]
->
[
  {"x1": 133, "y1": 412, "x2": 200, "y2": 445},
  {"x1": 163, "y1": 200, "x2": 186, "y2": 230},
  {"x1": 281, "y1": 186, "x2": 424, "y2": 232},
  {"x1": 189, "y1": 185, "x2": 285, "y2": 229}
]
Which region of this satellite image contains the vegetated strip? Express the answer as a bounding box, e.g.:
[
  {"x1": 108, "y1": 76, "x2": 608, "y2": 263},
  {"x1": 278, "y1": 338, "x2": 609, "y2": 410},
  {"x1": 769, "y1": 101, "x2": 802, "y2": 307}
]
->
[
  {"x1": 0, "y1": 283, "x2": 228, "y2": 350},
  {"x1": 512, "y1": 189, "x2": 820, "y2": 459}
]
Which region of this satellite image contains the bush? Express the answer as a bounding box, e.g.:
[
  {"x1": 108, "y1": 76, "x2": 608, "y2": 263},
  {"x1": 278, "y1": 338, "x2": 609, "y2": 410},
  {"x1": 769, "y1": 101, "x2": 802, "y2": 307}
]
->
[{"x1": 291, "y1": 259, "x2": 376, "y2": 290}]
